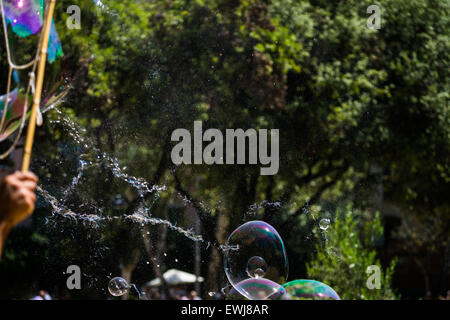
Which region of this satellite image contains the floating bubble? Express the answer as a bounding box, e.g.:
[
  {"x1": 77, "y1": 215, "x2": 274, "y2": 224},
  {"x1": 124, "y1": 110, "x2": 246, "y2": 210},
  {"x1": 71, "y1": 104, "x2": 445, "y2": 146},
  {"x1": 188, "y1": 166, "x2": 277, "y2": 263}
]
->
[
  {"x1": 246, "y1": 256, "x2": 267, "y2": 278},
  {"x1": 224, "y1": 221, "x2": 288, "y2": 300},
  {"x1": 108, "y1": 277, "x2": 130, "y2": 296},
  {"x1": 283, "y1": 279, "x2": 340, "y2": 300},
  {"x1": 319, "y1": 218, "x2": 330, "y2": 230},
  {"x1": 228, "y1": 278, "x2": 288, "y2": 300}
]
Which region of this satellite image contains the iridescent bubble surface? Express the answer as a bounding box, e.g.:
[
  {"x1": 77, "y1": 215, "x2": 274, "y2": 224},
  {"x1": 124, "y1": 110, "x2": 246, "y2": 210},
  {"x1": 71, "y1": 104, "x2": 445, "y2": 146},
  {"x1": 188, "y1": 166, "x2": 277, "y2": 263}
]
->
[
  {"x1": 3, "y1": 0, "x2": 63, "y2": 63},
  {"x1": 224, "y1": 220, "x2": 288, "y2": 300},
  {"x1": 283, "y1": 279, "x2": 340, "y2": 300},
  {"x1": 108, "y1": 277, "x2": 130, "y2": 296},
  {"x1": 0, "y1": 1, "x2": 68, "y2": 142},
  {"x1": 3, "y1": 0, "x2": 42, "y2": 37},
  {"x1": 228, "y1": 278, "x2": 288, "y2": 300},
  {"x1": 0, "y1": 71, "x2": 69, "y2": 142}
]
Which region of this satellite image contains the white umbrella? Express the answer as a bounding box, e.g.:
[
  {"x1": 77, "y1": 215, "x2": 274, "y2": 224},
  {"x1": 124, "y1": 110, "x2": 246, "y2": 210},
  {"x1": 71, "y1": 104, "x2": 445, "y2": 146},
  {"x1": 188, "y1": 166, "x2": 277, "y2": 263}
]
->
[{"x1": 145, "y1": 269, "x2": 204, "y2": 286}]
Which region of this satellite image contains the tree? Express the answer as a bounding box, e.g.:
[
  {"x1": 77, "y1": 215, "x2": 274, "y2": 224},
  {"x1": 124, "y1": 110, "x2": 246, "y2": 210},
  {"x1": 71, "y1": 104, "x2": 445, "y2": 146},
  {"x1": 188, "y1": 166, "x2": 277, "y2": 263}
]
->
[
  {"x1": 0, "y1": 0, "x2": 448, "y2": 298},
  {"x1": 306, "y1": 205, "x2": 397, "y2": 300}
]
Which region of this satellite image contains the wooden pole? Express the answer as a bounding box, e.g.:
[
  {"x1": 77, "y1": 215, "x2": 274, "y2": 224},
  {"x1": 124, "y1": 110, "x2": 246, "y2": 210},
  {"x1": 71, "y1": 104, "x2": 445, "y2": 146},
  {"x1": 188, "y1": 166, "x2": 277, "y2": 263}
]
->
[{"x1": 21, "y1": 0, "x2": 56, "y2": 172}]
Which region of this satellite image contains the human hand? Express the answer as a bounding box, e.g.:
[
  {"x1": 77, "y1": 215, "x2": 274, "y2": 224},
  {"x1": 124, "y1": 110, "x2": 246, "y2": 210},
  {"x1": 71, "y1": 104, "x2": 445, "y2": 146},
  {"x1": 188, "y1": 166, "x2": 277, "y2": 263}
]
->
[{"x1": 0, "y1": 171, "x2": 38, "y2": 228}]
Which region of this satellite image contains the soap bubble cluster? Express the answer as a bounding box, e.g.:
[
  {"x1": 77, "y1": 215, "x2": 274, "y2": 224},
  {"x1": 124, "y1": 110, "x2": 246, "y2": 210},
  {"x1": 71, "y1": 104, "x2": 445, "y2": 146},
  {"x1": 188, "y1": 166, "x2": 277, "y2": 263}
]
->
[
  {"x1": 224, "y1": 219, "x2": 340, "y2": 300},
  {"x1": 224, "y1": 220, "x2": 288, "y2": 300}
]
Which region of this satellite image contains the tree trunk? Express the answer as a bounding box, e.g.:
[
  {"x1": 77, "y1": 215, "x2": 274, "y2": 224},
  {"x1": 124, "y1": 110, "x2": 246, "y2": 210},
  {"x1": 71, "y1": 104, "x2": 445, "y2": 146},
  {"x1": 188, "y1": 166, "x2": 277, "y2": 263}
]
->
[
  {"x1": 120, "y1": 248, "x2": 140, "y2": 300},
  {"x1": 142, "y1": 223, "x2": 170, "y2": 299},
  {"x1": 414, "y1": 257, "x2": 431, "y2": 299},
  {"x1": 206, "y1": 212, "x2": 229, "y2": 299}
]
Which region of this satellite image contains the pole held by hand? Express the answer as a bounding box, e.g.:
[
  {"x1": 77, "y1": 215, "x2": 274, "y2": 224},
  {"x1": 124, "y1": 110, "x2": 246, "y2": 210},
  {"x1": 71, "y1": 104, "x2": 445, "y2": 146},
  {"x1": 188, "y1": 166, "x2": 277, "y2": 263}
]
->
[{"x1": 21, "y1": 0, "x2": 57, "y2": 172}]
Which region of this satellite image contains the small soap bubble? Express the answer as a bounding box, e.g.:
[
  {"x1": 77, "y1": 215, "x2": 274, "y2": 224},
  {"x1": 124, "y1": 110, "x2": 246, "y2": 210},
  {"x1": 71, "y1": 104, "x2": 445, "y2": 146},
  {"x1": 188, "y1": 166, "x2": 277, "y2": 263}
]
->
[
  {"x1": 246, "y1": 256, "x2": 268, "y2": 278},
  {"x1": 108, "y1": 277, "x2": 130, "y2": 296}
]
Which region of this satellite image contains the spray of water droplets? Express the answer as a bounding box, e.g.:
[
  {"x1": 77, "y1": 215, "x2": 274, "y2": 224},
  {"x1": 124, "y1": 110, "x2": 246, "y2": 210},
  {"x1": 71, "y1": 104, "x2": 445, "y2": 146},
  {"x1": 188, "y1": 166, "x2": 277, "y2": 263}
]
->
[{"x1": 36, "y1": 108, "x2": 207, "y2": 244}]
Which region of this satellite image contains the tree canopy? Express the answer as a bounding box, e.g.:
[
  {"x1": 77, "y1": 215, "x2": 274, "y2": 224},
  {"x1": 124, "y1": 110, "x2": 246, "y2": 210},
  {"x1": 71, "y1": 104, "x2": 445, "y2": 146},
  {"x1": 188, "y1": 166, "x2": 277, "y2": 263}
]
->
[{"x1": 0, "y1": 0, "x2": 448, "y2": 299}]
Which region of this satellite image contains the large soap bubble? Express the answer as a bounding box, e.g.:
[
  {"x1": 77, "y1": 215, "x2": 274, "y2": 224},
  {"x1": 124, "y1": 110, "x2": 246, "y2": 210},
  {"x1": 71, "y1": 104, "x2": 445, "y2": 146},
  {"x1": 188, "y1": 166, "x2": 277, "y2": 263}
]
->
[
  {"x1": 283, "y1": 279, "x2": 340, "y2": 300},
  {"x1": 0, "y1": 1, "x2": 69, "y2": 144},
  {"x1": 224, "y1": 220, "x2": 288, "y2": 300},
  {"x1": 228, "y1": 278, "x2": 288, "y2": 300}
]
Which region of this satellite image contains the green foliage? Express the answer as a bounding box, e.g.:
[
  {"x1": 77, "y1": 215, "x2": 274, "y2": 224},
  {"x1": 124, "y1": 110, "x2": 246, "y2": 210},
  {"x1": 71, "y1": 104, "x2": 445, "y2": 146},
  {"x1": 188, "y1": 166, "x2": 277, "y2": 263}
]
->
[
  {"x1": 1, "y1": 0, "x2": 448, "y2": 299},
  {"x1": 38, "y1": 0, "x2": 449, "y2": 223},
  {"x1": 306, "y1": 205, "x2": 397, "y2": 300}
]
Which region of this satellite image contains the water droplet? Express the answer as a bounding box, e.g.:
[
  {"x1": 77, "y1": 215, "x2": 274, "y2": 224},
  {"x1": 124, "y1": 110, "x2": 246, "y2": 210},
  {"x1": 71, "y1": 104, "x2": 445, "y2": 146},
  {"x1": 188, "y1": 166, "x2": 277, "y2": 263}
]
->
[{"x1": 319, "y1": 218, "x2": 330, "y2": 230}]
